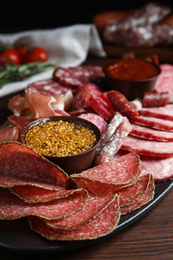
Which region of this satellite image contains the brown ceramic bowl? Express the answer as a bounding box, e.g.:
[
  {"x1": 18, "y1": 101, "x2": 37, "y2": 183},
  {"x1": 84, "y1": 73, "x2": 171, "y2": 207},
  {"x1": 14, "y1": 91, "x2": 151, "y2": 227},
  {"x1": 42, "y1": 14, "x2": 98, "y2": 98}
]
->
[
  {"x1": 20, "y1": 116, "x2": 101, "y2": 175},
  {"x1": 103, "y1": 58, "x2": 161, "y2": 100}
]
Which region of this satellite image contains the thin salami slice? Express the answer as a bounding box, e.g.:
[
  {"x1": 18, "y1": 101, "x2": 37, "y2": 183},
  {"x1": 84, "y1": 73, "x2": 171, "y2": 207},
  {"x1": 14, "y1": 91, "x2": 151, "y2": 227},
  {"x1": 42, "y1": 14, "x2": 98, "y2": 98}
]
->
[
  {"x1": 130, "y1": 115, "x2": 173, "y2": 131},
  {"x1": 130, "y1": 123, "x2": 173, "y2": 142},
  {"x1": 26, "y1": 79, "x2": 72, "y2": 96},
  {"x1": 71, "y1": 153, "x2": 140, "y2": 197},
  {"x1": 0, "y1": 188, "x2": 88, "y2": 220},
  {"x1": 0, "y1": 142, "x2": 69, "y2": 189},
  {"x1": 139, "y1": 104, "x2": 173, "y2": 121},
  {"x1": 10, "y1": 185, "x2": 74, "y2": 203},
  {"x1": 154, "y1": 64, "x2": 173, "y2": 93},
  {"x1": 78, "y1": 113, "x2": 107, "y2": 134},
  {"x1": 53, "y1": 66, "x2": 105, "y2": 88},
  {"x1": 28, "y1": 194, "x2": 120, "y2": 240},
  {"x1": 44, "y1": 194, "x2": 115, "y2": 229},
  {"x1": 121, "y1": 136, "x2": 173, "y2": 157},
  {"x1": 95, "y1": 117, "x2": 132, "y2": 165},
  {"x1": 117, "y1": 174, "x2": 152, "y2": 207},
  {"x1": 121, "y1": 174, "x2": 155, "y2": 215}
]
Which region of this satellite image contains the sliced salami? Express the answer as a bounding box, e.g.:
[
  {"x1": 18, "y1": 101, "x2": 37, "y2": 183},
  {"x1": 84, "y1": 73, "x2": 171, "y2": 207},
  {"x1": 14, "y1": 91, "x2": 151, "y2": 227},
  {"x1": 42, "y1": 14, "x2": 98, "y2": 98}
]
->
[
  {"x1": 121, "y1": 136, "x2": 173, "y2": 157},
  {"x1": 154, "y1": 64, "x2": 173, "y2": 93},
  {"x1": 28, "y1": 194, "x2": 120, "y2": 240},
  {"x1": 139, "y1": 104, "x2": 173, "y2": 121},
  {"x1": 130, "y1": 123, "x2": 173, "y2": 142},
  {"x1": 0, "y1": 188, "x2": 88, "y2": 220},
  {"x1": 0, "y1": 142, "x2": 69, "y2": 189},
  {"x1": 78, "y1": 113, "x2": 107, "y2": 134},
  {"x1": 130, "y1": 115, "x2": 173, "y2": 131},
  {"x1": 53, "y1": 66, "x2": 105, "y2": 88},
  {"x1": 142, "y1": 92, "x2": 169, "y2": 107},
  {"x1": 72, "y1": 153, "x2": 140, "y2": 197},
  {"x1": 10, "y1": 185, "x2": 75, "y2": 203},
  {"x1": 94, "y1": 117, "x2": 132, "y2": 165},
  {"x1": 121, "y1": 174, "x2": 155, "y2": 215},
  {"x1": 44, "y1": 194, "x2": 115, "y2": 229},
  {"x1": 26, "y1": 79, "x2": 72, "y2": 96}
]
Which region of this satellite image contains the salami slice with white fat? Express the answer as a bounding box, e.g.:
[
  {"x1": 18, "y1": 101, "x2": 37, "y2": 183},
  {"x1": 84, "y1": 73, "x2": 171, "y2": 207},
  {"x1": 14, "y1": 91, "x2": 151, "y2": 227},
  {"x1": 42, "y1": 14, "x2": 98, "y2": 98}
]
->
[
  {"x1": 28, "y1": 193, "x2": 120, "y2": 240},
  {"x1": 154, "y1": 64, "x2": 173, "y2": 93},
  {"x1": 130, "y1": 123, "x2": 173, "y2": 142},
  {"x1": 0, "y1": 188, "x2": 88, "y2": 220},
  {"x1": 130, "y1": 115, "x2": 173, "y2": 131},
  {"x1": 139, "y1": 104, "x2": 173, "y2": 121},
  {"x1": 78, "y1": 113, "x2": 107, "y2": 134},
  {"x1": 71, "y1": 153, "x2": 140, "y2": 197},
  {"x1": 0, "y1": 142, "x2": 69, "y2": 189},
  {"x1": 53, "y1": 66, "x2": 105, "y2": 88},
  {"x1": 121, "y1": 136, "x2": 173, "y2": 157}
]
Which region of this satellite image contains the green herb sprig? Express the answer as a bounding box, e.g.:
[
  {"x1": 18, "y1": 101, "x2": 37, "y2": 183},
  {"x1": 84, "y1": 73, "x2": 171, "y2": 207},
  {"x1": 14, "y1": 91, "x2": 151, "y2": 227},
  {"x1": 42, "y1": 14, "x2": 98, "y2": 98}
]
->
[{"x1": 0, "y1": 61, "x2": 58, "y2": 89}]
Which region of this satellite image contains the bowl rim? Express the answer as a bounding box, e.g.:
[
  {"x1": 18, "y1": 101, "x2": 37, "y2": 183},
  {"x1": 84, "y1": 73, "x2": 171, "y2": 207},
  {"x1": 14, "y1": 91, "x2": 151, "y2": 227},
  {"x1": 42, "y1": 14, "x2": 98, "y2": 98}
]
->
[
  {"x1": 20, "y1": 116, "x2": 101, "y2": 159},
  {"x1": 102, "y1": 58, "x2": 161, "y2": 83}
]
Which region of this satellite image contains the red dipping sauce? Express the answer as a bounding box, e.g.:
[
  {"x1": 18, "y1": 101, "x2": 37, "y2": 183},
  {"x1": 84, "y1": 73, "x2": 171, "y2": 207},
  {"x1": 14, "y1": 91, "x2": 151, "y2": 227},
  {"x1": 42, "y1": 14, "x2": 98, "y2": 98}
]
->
[{"x1": 106, "y1": 59, "x2": 159, "y2": 81}]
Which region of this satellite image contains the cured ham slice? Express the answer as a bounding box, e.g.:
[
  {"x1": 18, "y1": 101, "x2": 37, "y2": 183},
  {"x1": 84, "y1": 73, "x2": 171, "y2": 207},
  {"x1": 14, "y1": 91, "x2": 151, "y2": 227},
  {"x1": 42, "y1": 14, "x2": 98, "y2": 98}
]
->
[
  {"x1": 140, "y1": 155, "x2": 173, "y2": 181},
  {"x1": 0, "y1": 188, "x2": 88, "y2": 220},
  {"x1": 0, "y1": 142, "x2": 69, "y2": 188},
  {"x1": 71, "y1": 153, "x2": 140, "y2": 197},
  {"x1": 154, "y1": 64, "x2": 173, "y2": 93},
  {"x1": 0, "y1": 124, "x2": 19, "y2": 143},
  {"x1": 130, "y1": 123, "x2": 173, "y2": 142},
  {"x1": 121, "y1": 136, "x2": 173, "y2": 157},
  {"x1": 28, "y1": 194, "x2": 120, "y2": 240},
  {"x1": 139, "y1": 104, "x2": 173, "y2": 121},
  {"x1": 44, "y1": 194, "x2": 115, "y2": 229},
  {"x1": 130, "y1": 115, "x2": 173, "y2": 131},
  {"x1": 8, "y1": 95, "x2": 26, "y2": 116}
]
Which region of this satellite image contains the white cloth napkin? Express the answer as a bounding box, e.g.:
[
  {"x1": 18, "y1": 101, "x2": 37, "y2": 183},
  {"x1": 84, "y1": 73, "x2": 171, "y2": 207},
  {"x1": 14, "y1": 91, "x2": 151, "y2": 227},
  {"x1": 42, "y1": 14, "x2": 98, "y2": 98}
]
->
[{"x1": 0, "y1": 24, "x2": 106, "y2": 98}]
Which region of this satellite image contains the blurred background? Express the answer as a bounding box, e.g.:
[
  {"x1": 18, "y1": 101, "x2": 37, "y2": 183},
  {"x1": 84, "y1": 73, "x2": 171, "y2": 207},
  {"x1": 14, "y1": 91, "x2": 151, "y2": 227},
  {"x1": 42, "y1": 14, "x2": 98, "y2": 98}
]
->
[{"x1": 1, "y1": 0, "x2": 173, "y2": 33}]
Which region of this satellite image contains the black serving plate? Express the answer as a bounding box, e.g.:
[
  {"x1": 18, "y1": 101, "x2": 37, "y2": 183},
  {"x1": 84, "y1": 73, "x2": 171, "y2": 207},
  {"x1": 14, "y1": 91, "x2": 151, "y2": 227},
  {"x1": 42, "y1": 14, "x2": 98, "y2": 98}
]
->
[{"x1": 0, "y1": 178, "x2": 172, "y2": 254}]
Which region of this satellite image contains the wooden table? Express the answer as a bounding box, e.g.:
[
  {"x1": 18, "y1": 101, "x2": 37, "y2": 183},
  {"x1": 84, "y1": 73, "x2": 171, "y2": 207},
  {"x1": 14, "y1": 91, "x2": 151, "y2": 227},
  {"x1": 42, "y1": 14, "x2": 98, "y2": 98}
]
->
[{"x1": 0, "y1": 57, "x2": 173, "y2": 260}]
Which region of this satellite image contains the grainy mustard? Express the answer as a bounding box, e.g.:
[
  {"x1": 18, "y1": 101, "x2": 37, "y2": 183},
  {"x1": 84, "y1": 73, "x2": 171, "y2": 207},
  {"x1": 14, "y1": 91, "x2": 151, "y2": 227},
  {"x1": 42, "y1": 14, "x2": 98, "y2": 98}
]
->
[{"x1": 24, "y1": 120, "x2": 97, "y2": 157}]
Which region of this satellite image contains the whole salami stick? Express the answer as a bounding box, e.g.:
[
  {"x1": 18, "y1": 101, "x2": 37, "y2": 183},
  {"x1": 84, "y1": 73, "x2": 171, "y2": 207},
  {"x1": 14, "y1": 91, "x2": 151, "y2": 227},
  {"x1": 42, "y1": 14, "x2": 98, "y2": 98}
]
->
[{"x1": 142, "y1": 91, "x2": 173, "y2": 107}]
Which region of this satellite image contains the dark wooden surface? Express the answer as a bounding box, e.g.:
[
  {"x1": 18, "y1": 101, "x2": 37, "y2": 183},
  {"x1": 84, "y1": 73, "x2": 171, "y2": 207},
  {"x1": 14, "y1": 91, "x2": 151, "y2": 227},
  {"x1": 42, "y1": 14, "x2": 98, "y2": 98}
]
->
[{"x1": 0, "y1": 56, "x2": 173, "y2": 260}]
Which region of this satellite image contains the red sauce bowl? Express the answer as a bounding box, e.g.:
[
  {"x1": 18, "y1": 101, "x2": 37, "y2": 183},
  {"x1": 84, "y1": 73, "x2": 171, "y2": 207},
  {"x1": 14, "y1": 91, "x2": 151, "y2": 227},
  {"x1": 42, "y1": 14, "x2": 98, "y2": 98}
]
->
[
  {"x1": 20, "y1": 116, "x2": 101, "y2": 175},
  {"x1": 103, "y1": 58, "x2": 161, "y2": 100}
]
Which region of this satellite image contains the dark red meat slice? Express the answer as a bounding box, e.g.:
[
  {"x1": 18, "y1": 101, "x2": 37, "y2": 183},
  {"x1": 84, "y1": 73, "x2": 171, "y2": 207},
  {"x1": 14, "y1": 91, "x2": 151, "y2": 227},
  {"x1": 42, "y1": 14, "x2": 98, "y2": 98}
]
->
[
  {"x1": 130, "y1": 115, "x2": 173, "y2": 131},
  {"x1": 95, "y1": 117, "x2": 132, "y2": 165},
  {"x1": 44, "y1": 194, "x2": 115, "y2": 229},
  {"x1": 0, "y1": 188, "x2": 88, "y2": 220},
  {"x1": 121, "y1": 136, "x2": 173, "y2": 157},
  {"x1": 71, "y1": 153, "x2": 140, "y2": 197},
  {"x1": 0, "y1": 142, "x2": 69, "y2": 189},
  {"x1": 139, "y1": 104, "x2": 173, "y2": 121},
  {"x1": 78, "y1": 113, "x2": 107, "y2": 134},
  {"x1": 107, "y1": 90, "x2": 138, "y2": 117},
  {"x1": 121, "y1": 173, "x2": 155, "y2": 215},
  {"x1": 142, "y1": 92, "x2": 169, "y2": 107},
  {"x1": 72, "y1": 83, "x2": 102, "y2": 109},
  {"x1": 53, "y1": 66, "x2": 105, "y2": 88},
  {"x1": 130, "y1": 123, "x2": 173, "y2": 142},
  {"x1": 28, "y1": 193, "x2": 120, "y2": 240}
]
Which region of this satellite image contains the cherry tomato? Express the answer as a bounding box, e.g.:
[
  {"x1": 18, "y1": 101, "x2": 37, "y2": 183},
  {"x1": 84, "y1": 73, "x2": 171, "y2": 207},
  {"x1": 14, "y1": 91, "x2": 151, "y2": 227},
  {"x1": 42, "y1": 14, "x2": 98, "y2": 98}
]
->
[
  {"x1": 26, "y1": 47, "x2": 48, "y2": 63},
  {"x1": 15, "y1": 45, "x2": 29, "y2": 64},
  {"x1": 0, "y1": 49, "x2": 21, "y2": 67}
]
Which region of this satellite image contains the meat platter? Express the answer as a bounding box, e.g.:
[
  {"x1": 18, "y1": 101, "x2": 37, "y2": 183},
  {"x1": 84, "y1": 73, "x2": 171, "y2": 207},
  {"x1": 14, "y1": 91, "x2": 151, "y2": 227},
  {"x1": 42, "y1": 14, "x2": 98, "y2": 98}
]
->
[{"x1": 0, "y1": 55, "x2": 173, "y2": 252}]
